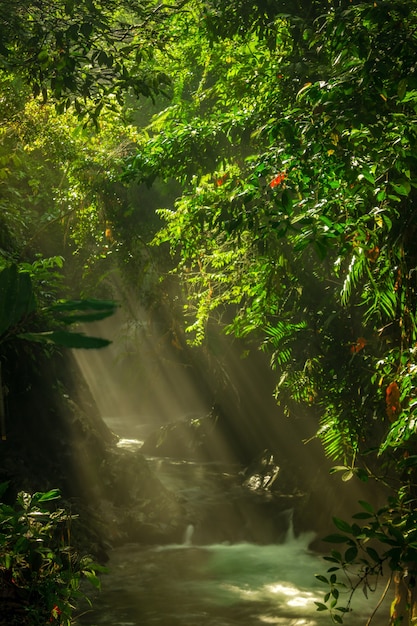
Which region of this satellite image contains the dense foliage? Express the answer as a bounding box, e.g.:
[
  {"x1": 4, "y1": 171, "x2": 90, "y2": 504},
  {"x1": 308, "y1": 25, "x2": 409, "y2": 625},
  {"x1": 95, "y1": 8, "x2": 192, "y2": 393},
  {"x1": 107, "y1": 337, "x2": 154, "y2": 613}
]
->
[
  {"x1": 0, "y1": 0, "x2": 186, "y2": 119},
  {"x1": 123, "y1": 1, "x2": 417, "y2": 623},
  {"x1": 2, "y1": 0, "x2": 417, "y2": 623},
  {"x1": 128, "y1": 0, "x2": 417, "y2": 460},
  {"x1": 0, "y1": 484, "x2": 103, "y2": 626}
]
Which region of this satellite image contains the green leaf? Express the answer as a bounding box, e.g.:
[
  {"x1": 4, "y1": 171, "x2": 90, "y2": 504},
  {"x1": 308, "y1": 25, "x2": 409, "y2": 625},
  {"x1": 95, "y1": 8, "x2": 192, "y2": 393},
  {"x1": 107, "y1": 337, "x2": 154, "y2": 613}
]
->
[
  {"x1": 65, "y1": 0, "x2": 75, "y2": 13},
  {"x1": 365, "y1": 547, "x2": 380, "y2": 562},
  {"x1": 352, "y1": 512, "x2": 373, "y2": 520},
  {"x1": 358, "y1": 500, "x2": 374, "y2": 514},
  {"x1": 56, "y1": 310, "x2": 117, "y2": 324},
  {"x1": 315, "y1": 574, "x2": 329, "y2": 584},
  {"x1": 333, "y1": 517, "x2": 352, "y2": 533},
  {"x1": 358, "y1": 170, "x2": 375, "y2": 185},
  {"x1": 397, "y1": 78, "x2": 407, "y2": 101},
  {"x1": 354, "y1": 468, "x2": 369, "y2": 482},
  {"x1": 323, "y1": 534, "x2": 350, "y2": 544},
  {"x1": 329, "y1": 466, "x2": 349, "y2": 475},
  {"x1": 83, "y1": 570, "x2": 102, "y2": 589},
  {"x1": 391, "y1": 182, "x2": 411, "y2": 196},
  {"x1": 49, "y1": 298, "x2": 118, "y2": 313},
  {"x1": 17, "y1": 331, "x2": 111, "y2": 349},
  {"x1": 319, "y1": 215, "x2": 335, "y2": 229},
  {"x1": 34, "y1": 489, "x2": 61, "y2": 502},
  {"x1": 344, "y1": 546, "x2": 358, "y2": 563},
  {"x1": 342, "y1": 470, "x2": 353, "y2": 482},
  {"x1": 281, "y1": 190, "x2": 293, "y2": 214}
]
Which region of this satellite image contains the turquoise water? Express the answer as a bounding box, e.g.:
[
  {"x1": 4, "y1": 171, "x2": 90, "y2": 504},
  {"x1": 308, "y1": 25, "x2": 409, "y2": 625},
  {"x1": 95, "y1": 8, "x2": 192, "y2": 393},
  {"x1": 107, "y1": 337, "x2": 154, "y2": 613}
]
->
[{"x1": 76, "y1": 534, "x2": 389, "y2": 626}]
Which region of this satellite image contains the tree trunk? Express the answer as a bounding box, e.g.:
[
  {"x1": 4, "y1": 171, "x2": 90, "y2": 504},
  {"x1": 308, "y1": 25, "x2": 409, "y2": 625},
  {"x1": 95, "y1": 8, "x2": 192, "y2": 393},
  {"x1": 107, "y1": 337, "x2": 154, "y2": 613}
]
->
[
  {"x1": 0, "y1": 362, "x2": 6, "y2": 440},
  {"x1": 391, "y1": 569, "x2": 417, "y2": 625}
]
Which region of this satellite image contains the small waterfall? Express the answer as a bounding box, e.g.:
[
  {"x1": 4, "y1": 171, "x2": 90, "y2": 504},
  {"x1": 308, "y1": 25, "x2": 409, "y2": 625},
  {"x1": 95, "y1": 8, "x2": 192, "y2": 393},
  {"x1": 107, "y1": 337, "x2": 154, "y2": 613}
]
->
[
  {"x1": 284, "y1": 508, "x2": 295, "y2": 542},
  {"x1": 183, "y1": 523, "x2": 194, "y2": 546}
]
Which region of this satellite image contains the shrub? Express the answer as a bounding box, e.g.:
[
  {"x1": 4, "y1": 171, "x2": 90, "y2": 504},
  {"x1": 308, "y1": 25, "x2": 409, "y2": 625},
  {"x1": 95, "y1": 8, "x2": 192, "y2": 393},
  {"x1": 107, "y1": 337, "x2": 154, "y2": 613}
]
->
[{"x1": 0, "y1": 483, "x2": 104, "y2": 625}]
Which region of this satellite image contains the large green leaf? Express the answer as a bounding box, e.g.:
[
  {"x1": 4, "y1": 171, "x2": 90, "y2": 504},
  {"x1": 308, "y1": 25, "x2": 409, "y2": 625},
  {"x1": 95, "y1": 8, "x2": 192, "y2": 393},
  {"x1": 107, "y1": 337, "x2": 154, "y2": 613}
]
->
[
  {"x1": 17, "y1": 330, "x2": 111, "y2": 349},
  {"x1": 47, "y1": 298, "x2": 119, "y2": 324},
  {"x1": 0, "y1": 264, "x2": 36, "y2": 336},
  {"x1": 49, "y1": 298, "x2": 118, "y2": 312}
]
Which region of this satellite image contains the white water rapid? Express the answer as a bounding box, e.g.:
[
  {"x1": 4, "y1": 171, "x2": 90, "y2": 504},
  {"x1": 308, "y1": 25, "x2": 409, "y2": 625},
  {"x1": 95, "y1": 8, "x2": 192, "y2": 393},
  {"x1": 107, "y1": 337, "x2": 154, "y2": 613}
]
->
[{"x1": 76, "y1": 531, "x2": 389, "y2": 626}]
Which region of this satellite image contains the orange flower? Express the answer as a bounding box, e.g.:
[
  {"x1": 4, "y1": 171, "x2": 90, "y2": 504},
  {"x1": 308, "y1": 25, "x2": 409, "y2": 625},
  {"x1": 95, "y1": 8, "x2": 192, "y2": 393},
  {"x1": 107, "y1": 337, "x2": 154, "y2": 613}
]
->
[
  {"x1": 350, "y1": 337, "x2": 367, "y2": 353},
  {"x1": 269, "y1": 172, "x2": 286, "y2": 188},
  {"x1": 215, "y1": 173, "x2": 229, "y2": 186},
  {"x1": 386, "y1": 381, "x2": 401, "y2": 422}
]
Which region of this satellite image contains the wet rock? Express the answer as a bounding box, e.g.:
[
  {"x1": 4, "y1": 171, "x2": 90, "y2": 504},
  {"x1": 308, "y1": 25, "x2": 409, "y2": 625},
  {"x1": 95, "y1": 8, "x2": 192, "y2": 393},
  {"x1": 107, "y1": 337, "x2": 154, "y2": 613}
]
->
[
  {"x1": 141, "y1": 414, "x2": 220, "y2": 461},
  {"x1": 96, "y1": 447, "x2": 187, "y2": 545},
  {"x1": 0, "y1": 349, "x2": 188, "y2": 555}
]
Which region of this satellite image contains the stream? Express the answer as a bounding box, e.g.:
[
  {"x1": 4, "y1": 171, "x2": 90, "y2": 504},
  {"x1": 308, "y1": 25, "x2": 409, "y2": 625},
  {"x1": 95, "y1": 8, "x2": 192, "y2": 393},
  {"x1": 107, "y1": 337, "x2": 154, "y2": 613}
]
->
[{"x1": 75, "y1": 426, "x2": 390, "y2": 626}]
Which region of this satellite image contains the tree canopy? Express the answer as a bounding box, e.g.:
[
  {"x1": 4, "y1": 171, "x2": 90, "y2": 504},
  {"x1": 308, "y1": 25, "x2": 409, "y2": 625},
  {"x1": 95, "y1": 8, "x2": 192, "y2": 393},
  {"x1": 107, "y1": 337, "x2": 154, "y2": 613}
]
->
[{"x1": 0, "y1": 0, "x2": 189, "y2": 117}]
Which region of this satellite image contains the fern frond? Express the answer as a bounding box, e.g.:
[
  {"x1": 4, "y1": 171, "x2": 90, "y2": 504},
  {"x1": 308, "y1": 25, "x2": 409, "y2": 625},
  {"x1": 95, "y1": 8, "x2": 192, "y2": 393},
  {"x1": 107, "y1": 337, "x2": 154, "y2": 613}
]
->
[
  {"x1": 270, "y1": 347, "x2": 292, "y2": 367},
  {"x1": 362, "y1": 265, "x2": 397, "y2": 324},
  {"x1": 317, "y1": 409, "x2": 356, "y2": 461},
  {"x1": 340, "y1": 252, "x2": 367, "y2": 305},
  {"x1": 265, "y1": 319, "x2": 307, "y2": 345},
  {"x1": 264, "y1": 320, "x2": 307, "y2": 370}
]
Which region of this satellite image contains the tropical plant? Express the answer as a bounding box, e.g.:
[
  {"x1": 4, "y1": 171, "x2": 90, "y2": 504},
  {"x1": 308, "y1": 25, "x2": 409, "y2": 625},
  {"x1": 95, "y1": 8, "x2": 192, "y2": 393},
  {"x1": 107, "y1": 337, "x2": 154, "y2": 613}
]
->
[
  {"x1": 315, "y1": 488, "x2": 417, "y2": 625},
  {"x1": 0, "y1": 262, "x2": 117, "y2": 350},
  {"x1": 0, "y1": 482, "x2": 105, "y2": 626}
]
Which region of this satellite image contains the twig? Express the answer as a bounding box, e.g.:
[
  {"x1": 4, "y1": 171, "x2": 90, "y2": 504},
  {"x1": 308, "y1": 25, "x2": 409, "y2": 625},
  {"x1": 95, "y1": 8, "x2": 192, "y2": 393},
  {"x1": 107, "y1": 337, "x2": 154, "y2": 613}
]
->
[{"x1": 365, "y1": 573, "x2": 392, "y2": 626}]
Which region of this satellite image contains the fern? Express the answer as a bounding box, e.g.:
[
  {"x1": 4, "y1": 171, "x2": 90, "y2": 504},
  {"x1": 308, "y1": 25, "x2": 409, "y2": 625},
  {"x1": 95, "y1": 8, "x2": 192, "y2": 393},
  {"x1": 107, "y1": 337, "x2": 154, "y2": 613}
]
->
[
  {"x1": 264, "y1": 319, "x2": 308, "y2": 370},
  {"x1": 265, "y1": 319, "x2": 307, "y2": 343},
  {"x1": 275, "y1": 368, "x2": 317, "y2": 406},
  {"x1": 271, "y1": 347, "x2": 292, "y2": 366},
  {"x1": 317, "y1": 408, "x2": 356, "y2": 461},
  {"x1": 340, "y1": 252, "x2": 367, "y2": 305},
  {"x1": 362, "y1": 264, "x2": 397, "y2": 324}
]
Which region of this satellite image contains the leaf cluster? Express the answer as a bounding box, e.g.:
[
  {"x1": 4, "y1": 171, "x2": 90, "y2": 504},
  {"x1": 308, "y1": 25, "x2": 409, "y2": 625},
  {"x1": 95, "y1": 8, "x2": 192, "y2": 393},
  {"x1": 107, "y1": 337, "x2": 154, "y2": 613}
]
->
[
  {"x1": 0, "y1": 482, "x2": 105, "y2": 626},
  {"x1": 315, "y1": 492, "x2": 417, "y2": 623},
  {"x1": 130, "y1": 0, "x2": 417, "y2": 466},
  {"x1": 0, "y1": 262, "x2": 117, "y2": 351},
  {"x1": 0, "y1": 0, "x2": 187, "y2": 119}
]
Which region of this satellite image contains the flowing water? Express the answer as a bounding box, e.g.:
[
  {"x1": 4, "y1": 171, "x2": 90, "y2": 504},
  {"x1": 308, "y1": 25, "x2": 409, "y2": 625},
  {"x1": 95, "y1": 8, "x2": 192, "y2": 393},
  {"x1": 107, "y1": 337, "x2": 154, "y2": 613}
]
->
[
  {"x1": 75, "y1": 431, "x2": 390, "y2": 626},
  {"x1": 76, "y1": 531, "x2": 389, "y2": 626}
]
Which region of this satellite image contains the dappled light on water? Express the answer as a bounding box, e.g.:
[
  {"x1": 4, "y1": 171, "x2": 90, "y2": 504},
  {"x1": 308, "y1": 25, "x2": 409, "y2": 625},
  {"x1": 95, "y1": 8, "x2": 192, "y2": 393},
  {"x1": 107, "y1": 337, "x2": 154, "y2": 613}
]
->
[{"x1": 77, "y1": 532, "x2": 390, "y2": 626}]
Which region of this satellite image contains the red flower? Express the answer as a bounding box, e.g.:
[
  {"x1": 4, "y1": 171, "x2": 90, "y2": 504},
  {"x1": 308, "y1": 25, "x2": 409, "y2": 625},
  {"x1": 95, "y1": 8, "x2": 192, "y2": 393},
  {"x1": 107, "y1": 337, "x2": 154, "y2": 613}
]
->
[
  {"x1": 350, "y1": 337, "x2": 367, "y2": 353},
  {"x1": 386, "y1": 381, "x2": 401, "y2": 422},
  {"x1": 215, "y1": 173, "x2": 229, "y2": 186},
  {"x1": 269, "y1": 172, "x2": 286, "y2": 188},
  {"x1": 49, "y1": 605, "x2": 62, "y2": 623}
]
